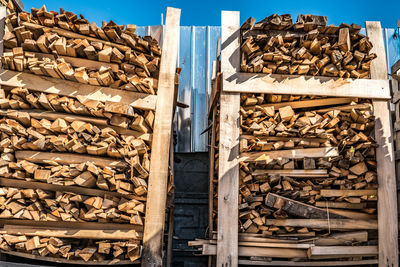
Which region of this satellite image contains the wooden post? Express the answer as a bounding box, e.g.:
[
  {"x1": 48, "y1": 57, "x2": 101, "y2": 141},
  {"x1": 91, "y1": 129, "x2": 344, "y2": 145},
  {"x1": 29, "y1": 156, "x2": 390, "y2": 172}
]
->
[
  {"x1": 0, "y1": 6, "x2": 6, "y2": 58},
  {"x1": 142, "y1": 7, "x2": 181, "y2": 267},
  {"x1": 366, "y1": 21, "x2": 399, "y2": 267},
  {"x1": 217, "y1": 11, "x2": 240, "y2": 266}
]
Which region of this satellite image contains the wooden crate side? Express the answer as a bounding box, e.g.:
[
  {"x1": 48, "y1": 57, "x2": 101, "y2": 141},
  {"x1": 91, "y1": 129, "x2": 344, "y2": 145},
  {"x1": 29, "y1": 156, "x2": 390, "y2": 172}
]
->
[
  {"x1": 217, "y1": 10, "x2": 240, "y2": 266},
  {"x1": 366, "y1": 21, "x2": 398, "y2": 267},
  {"x1": 141, "y1": 7, "x2": 181, "y2": 267}
]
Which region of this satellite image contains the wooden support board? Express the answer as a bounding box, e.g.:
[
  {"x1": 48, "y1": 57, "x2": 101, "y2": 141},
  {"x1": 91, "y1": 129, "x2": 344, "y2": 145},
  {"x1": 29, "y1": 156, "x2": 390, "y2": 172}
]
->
[
  {"x1": 366, "y1": 21, "x2": 398, "y2": 267},
  {"x1": 216, "y1": 10, "x2": 241, "y2": 266},
  {"x1": 141, "y1": 7, "x2": 180, "y2": 267}
]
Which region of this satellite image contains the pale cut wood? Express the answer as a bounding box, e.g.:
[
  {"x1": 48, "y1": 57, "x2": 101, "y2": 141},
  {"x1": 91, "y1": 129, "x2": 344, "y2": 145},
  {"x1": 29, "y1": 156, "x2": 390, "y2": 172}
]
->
[
  {"x1": 312, "y1": 231, "x2": 368, "y2": 246},
  {"x1": 222, "y1": 72, "x2": 390, "y2": 99},
  {"x1": 0, "y1": 69, "x2": 156, "y2": 111},
  {"x1": 21, "y1": 21, "x2": 131, "y2": 52},
  {"x1": 240, "y1": 135, "x2": 328, "y2": 144},
  {"x1": 266, "y1": 219, "x2": 377, "y2": 229},
  {"x1": 0, "y1": 109, "x2": 152, "y2": 141},
  {"x1": 15, "y1": 151, "x2": 128, "y2": 169},
  {"x1": 252, "y1": 169, "x2": 328, "y2": 177},
  {"x1": 237, "y1": 259, "x2": 378, "y2": 266},
  {"x1": 240, "y1": 147, "x2": 339, "y2": 162},
  {"x1": 142, "y1": 7, "x2": 180, "y2": 267},
  {"x1": 0, "y1": 177, "x2": 145, "y2": 201},
  {"x1": 2, "y1": 225, "x2": 141, "y2": 240},
  {"x1": 190, "y1": 239, "x2": 311, "y2": 249},
  {"x1": 217, "y1": 10, "x2": 241, "y2": 267},
  {"x1": 202, "y1": 244, "x2": 307, "y2": 258},
  {"x1": 243, "y1": 97, "x2": 356, "y2": 110},
  {"x1": 308, "y1": 246, "x2": 378, "y2": 259},
  {"x1": 366, "y1": 21, "x2": 398, "y2": 267},
  {"x1": 320, "y1": 189, "x2": 377, "y2": 197}
]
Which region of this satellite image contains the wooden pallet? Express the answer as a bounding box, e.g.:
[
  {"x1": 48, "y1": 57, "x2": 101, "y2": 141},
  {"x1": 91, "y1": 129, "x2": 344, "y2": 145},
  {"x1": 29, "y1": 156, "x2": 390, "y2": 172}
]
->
[
  {"x1": 0, "y1": 5, "x2": 181, "y2": 266},
  {"x1": 206, "y1": 11, "x2": 397, "y2": 267}
]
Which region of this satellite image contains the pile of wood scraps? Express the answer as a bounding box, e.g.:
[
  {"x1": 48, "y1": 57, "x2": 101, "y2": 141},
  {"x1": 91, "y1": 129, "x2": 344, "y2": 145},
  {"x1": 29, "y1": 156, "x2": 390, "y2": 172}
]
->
[
  {"x1": 0, "y1": 5, "x2": 180, "y2": 264},
  {"x1": 240, "y1": 14, "x2": 377, "y2": 78}
]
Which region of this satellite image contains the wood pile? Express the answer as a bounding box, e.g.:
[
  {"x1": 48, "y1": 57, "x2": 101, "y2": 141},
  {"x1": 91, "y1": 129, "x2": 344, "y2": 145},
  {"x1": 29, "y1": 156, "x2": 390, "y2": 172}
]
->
[
  {"x1": 2, "y1": 5, "x2": 160, "y2": 93},
  {"x1": 240, "y1": 14, "x2": 377, "y2": 78},
  {"x1": 0, "y1": 5, "x2": 177, "y2": 264},
  {"x1": 199, "y1": 93, "x2": 379, "y2": 263}
]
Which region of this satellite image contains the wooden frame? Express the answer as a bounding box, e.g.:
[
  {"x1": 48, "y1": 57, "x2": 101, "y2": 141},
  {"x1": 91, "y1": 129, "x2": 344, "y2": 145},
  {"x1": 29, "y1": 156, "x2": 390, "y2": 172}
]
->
[
  {"x1": 0, "y1": 6, "x2": 181, "y2": 266},
  {"x1": 216, "y1": 10, "x2": 398, "y2": 266}
]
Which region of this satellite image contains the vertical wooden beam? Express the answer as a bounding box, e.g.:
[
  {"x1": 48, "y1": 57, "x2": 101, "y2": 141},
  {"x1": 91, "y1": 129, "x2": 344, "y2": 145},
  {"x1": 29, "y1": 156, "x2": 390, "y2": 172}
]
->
[
  {"x1": 0, "y1": 6, "x2": 6, "y2": 58},
  {"x1": 142, "y1": 7, "x2": 180, "y2": 267},
  {"x1": 218, "y1": 11, "x2": 240, "y2": 267},
  {"x1": 366, "y1": 21, "x2": 398, "y2": 267}
]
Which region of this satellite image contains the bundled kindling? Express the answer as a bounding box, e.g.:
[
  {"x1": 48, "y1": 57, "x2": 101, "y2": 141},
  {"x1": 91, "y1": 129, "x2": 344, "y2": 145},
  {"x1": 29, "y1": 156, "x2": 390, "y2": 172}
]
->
[{"x1": 240, "y1": 14, "x2": 377, "y2": 78}]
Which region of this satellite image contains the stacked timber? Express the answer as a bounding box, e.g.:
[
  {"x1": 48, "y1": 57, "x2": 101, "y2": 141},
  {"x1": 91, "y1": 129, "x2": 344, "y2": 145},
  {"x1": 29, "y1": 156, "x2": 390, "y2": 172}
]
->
[
  {"x1": 240, "y1": 14, "x2": 377, "y2": 78},
  {"x1": 195, "y1": 93, "x2": 379, "y2": 263},
  {"x1": 2, "y1": 5, "x2": 160, "y2": 93},
  {"x1": 0, "y1": 5, "x2": 176, "y2": 264}
]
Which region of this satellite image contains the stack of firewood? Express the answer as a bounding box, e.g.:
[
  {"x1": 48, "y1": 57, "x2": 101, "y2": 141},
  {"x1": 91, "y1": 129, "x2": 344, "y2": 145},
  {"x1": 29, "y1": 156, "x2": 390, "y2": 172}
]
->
[
  {"x1": 2, "y1": 5, "x2": 160, "y2": 93},
  {"x1": 0, "y1": 5, "x2": 174, "y2": 263},
  {"x1": 240, "y1": 14, "x2": 377, "y2": 78}
]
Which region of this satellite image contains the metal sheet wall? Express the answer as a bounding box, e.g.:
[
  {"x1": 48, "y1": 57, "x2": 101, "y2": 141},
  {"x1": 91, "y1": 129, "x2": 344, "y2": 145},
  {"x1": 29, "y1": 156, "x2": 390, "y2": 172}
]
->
[{"x1": 137, "y1": 26, "x2": 400, "y2": 152}]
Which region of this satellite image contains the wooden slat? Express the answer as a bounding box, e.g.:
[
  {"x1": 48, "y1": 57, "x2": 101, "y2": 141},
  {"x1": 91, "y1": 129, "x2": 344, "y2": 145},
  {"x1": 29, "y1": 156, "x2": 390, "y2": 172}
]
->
[
  {"x1": 217, "y1": 10, "x2": 241, "y2": 267},
  {"x1": 0, "y1": 69, "x2": 156, "y2": 111},
  {"x1": 141, "y1": 7, "x2": 180, "y2": 267},
  {"x1": 313, "y1": 103, "x2": 371, "y2": 113},
  {"x1": 308, "y1": 246, "x2": 378, "y2": 259},
  {"x1": 1, "y1": 225, "x2": 141, "y2": 240},
  {"x1": 0, "y1": 219, "x2": 142, "y2": 231},
  {"x1": 366, "y1": 21, "x2": 398, "y2": 267},
  {"x1": 252, "y1": 169, "x2": 328, "y2": 177},
  {"x1": 202, "y1": 244, "x2": 307, "y2": 258},
  {"x1": 0, "y1": 6, "x2": 5, "y2": 57},
  {"x1": 243, "y1": 97, "x2": 356, "y2": 111},
  {"x1": 0, "y1": 250, "x2": 139, "y2": 265},
  {"x1": 240, "y1": 147, "x2": 339, "y2": 162},
  {"x1": 15, "y1": 151, "x2": 128, "y2": 169},
  {"x1": 240, "y1": 135, "x2": 328, "y2": 143},
  {"x1": 208, "y1": 105, "x2": 217, "y2": 241},
  {"x1": 237, "y1": 259, "x2": 378, "y2": 266},
  {"x1": 222, "y1": 72, "x2": 390, "y2": 99},
  {"x1": 392, "y1": 59, "x2": 400, "y2": 74},
  {"x1": 320, "y1": 189, "x2": 377, "y2": 197},
  {"x1": 0, "y1": 177, "x2": 145, "y2": 201},
  {"x1": 266, "y1": 219, "x2": 377, "y2": 230}
]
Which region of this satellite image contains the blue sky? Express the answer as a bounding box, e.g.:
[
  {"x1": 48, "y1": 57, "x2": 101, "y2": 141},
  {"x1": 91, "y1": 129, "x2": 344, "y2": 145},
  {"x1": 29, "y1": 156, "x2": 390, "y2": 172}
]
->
[{"x1": 22, "y1": 0, "x2": 400, "y2": 28}]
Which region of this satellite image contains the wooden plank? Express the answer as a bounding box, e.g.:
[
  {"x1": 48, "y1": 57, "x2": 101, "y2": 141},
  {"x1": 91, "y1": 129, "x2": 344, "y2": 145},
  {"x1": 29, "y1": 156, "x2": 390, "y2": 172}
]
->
[
  {"x1": 312, "y1": 231, "x2": 368, "y2": 246},
  {"x1": 240, "y1": 135, "x2": 328, "y2": 143},
  {"x1": 0, "y1": 6, "x2": 5, "y2": 58},
  {"x1": 208, "y1": 105, "x2": 217, "y2": 240},
  {"x1": 222, "y1": 72, "x2": 390, "y2": 99},
  {"x1": 0, "y1": 177, "x2": 145, "y2": 201},
  {"x1": 266, "y1": 219, "x2": 377, "y2": 230},
  {"x1": 315, "y1": 201, "x2": 367, "y2": 209},
  {"x1": 320, "y1": 189, "x2": 377, "y2": 197},
  {"x1": 15, "y1": 151, "x2": 128, "y2": 169},
  {"x1": 308, "y1": 246, "x2": 378, "y2": 260},
  {"x1": 252, "y1": 169, "x2": 328, "y2": 177},
  {"x1": 0, "y1": 219, "x2": 142, "y2": 231},
  {"x1": 141, "y1": 7, "x2": 180, "y2": 267},
  {"x1": 238, "y1": 259, "x2": 378, "y2": 266},
  {"x1": 217, "y1": 10, "x2": 241, "y2": 267},
  {"x1": 2, "y1": 225, "x2": 141, "y2": 240},
  {"x1": 190, "y1": 239, "x2": 311, "y2": 249},
  {"x1": 265, "y1": 193, "x2": 346, "y2": 219},
  {"x1": 21, "y1": 21, "x2": 131, "y2": 52},
  {"x1": 202, "y1": 244, "x2": 307, "y2": 258},
  {"x1": 313, "y1": 103, "x2": 371, "y2": 113},
  {"x1": 366, "y1": 21, "x2": 399, "y2": 267},
  {"x1": 0, "y1": 250, "x2": 138, "y2": 265},
  {"x1": 392, "y1": 59, "x2": 400, "y2": 74},
  {"x1": 240, "y1": 147, "x2": 339, "y2": 162},
  {"x1": 0, "y1": 69, "x2": 156, "y2": 111},
  {"x1": 243, "y1": 97, "x2": 356, "y2": 111}
]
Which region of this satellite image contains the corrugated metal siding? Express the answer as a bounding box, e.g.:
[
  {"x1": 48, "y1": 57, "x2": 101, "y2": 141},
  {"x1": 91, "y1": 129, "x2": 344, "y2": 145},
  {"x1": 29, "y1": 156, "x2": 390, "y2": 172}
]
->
[{"x1": 137, "y1": 26, "x2": 400, "y2": 152}]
